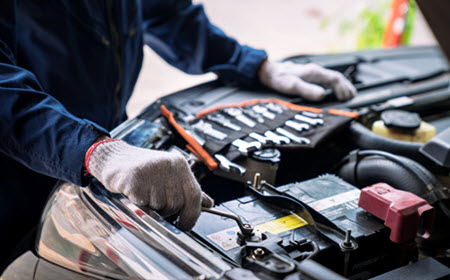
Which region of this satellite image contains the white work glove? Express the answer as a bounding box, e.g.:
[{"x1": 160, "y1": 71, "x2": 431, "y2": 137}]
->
[
  {"x1": 258, "y1": 60, "x2": 356, "y2": 101},
  {"x1": 85, "y1": 139, "x2": 214, "y2": 231}
]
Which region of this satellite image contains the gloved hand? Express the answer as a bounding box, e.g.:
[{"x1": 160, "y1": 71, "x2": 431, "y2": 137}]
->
[
  {"x1": 85, "y1": 138, "x2": 214, "y2": 231},
  {"x1": 258, "y1": 60, "x2": 356, "y2": 101}
]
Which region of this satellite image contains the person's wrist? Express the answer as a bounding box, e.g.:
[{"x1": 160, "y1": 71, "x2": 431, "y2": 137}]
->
[
  {"x1": 83, "y1": 135, "x2": 110, "y2": 169},
  {"x1": 257, "y1": 58, "x2": 269, "y2": 80}
]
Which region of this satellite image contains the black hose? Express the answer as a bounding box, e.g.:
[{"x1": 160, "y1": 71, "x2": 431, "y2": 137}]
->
[
  {"x1": 338, "y1": 150, "x2": 443, "y2": 189},
  {"x1": 338, "y1": 156, "x2": 427, "y2": 195},
  {"x1": 349, "y1": 122, "x2": 424, "y2": 161}
]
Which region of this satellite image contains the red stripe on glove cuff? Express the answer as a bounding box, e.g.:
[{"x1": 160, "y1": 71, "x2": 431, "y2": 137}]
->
[{"x1": 84, "y1": 138, "x2": 121, "y2": 175}]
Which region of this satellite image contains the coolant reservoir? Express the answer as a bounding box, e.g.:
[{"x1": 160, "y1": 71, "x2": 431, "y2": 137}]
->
[{"x1": 372, "y1": 110, "x2": 436, "y2": 143}]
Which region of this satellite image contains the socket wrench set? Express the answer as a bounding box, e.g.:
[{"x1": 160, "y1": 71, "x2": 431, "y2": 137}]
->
[{"x1": 160, "y1": 98, "x2": 357, "y2": 180}]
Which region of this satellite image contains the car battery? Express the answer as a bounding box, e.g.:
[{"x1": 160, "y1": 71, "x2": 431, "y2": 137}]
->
[{"x1": 192, "y1": 175, "x2": 409, "y2": 278}]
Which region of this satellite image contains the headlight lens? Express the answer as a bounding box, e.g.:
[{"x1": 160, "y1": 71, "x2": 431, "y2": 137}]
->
[{"x1": 37, "y1": 182, "x2": 231, "y2": 279}]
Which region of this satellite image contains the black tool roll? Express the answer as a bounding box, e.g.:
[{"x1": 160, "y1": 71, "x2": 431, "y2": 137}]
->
[{"x1": 189, "y1": 98, "x2": 358, "y2": 164}]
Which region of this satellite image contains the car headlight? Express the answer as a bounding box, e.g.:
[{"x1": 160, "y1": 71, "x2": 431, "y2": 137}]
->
[{"x1": 36, "y1": 182, "x2": 231, "y2": 279}]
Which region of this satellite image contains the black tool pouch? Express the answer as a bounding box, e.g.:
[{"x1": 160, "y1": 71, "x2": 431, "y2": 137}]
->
[{"x1": 191, "y1": 98, "x2": 358, "y2": 163}]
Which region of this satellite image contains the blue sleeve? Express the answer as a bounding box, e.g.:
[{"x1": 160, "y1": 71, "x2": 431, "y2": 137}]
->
[
  {"x1": 141, "y1": 0, "x2": 267, "y2": 88},
  {"x1": 0, "y1": 2, "x2": 108, "y2": 186}
]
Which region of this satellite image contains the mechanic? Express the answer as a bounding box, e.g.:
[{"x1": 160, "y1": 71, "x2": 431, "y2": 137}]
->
[{"x1": 0, "y1": 0, "x2": 356, "y2": 269}]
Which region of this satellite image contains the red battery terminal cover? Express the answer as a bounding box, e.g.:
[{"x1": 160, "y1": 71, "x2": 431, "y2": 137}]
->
[{"x1": 358, "y1": 183, "x2": 435, "y2": 243}]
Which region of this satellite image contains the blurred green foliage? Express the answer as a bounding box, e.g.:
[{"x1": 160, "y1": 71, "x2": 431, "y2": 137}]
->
[
  {"x1": 320, "y1": 0, "x2": 416, "y2": 50},
  {"x1": 356, "y1": 1, "x2": 389, "y2": 49},
  {"x1": 403, "y1": 0, "x2": 416, "y2": 45}
]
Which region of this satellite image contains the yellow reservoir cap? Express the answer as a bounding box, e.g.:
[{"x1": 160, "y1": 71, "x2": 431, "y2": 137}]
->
[{"x1": 372, "y1": 120, "x2": 436, "y2": 143}]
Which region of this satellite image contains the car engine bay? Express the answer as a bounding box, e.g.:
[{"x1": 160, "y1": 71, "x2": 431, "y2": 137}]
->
[{"x1": 23, "y1": 46, "x2": 450, "y2": 279}]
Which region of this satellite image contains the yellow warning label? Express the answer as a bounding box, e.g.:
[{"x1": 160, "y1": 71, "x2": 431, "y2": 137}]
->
[{"x1": 254, "y1": 214, "x2": 308, "y2": 235}]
